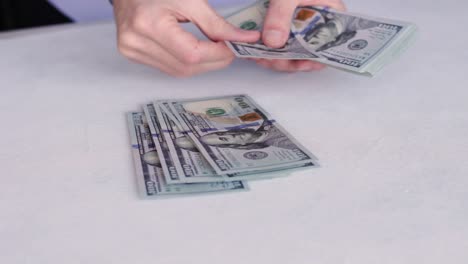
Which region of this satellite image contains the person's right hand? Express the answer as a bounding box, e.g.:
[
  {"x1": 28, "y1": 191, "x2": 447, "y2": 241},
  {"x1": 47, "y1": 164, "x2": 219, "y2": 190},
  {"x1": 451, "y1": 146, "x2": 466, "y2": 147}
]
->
[
  {"x1": 113, "y1": 0, "x2": 260, "y2": 77},
  {"x1": 256, "y1": 0, "x2": 346, "y2": 73}
]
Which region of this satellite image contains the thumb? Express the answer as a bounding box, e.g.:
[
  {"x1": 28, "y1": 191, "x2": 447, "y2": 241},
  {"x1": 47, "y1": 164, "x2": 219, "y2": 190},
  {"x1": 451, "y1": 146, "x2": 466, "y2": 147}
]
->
[
  {"x1": 190, "y1": 2, "x2": 260, "y2": 43},
  {"x1": 262, "y1": 0, "x2": 346, "y2": 48},
  {"x1": 262, "y1": 0, "x2": 299, "y2": 48}
]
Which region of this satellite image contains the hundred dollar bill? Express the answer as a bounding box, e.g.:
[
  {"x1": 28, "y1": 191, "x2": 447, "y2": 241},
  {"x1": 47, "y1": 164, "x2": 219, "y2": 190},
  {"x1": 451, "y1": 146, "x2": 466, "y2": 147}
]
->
[
  {"x1": 226, "y1": 0, "x2": 417, "y2": 76},
  {"x1": 156, "y1": 101, "x2": 190, "y2": 137},
  {"x1": 225, "y1": 0, "x2": 317, "y2": 60},
  {"x1": 142, "y1": 103, "x2": 182, "y2": 184},
  {"x1": 166, "y1": 95, "x2": 318, "y2": 175},
  {"x1": 145, "y1": 103, "x2": 227, "y2": 183},
  {"x1": 156, "y1": 101, "x2": 298, "y2": 182},
  {"x1": 127, "y1": 112, "x2": 248, "y2": 198}
]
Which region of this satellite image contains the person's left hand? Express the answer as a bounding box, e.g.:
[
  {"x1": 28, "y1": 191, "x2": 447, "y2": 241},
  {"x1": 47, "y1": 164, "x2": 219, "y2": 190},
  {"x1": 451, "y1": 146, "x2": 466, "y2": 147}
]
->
[{"x1": 255, "y1": 0, "x2": 346, "y2": 72}]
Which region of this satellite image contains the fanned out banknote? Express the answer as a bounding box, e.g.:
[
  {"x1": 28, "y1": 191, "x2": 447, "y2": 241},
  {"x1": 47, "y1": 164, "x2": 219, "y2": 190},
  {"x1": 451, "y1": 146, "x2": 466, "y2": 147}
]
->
[
  {"x1": 127, "y1": 112, "x2": 248, "y2": 198},
  {"x1": 165, "y1": 95, "x2": 318, "y2": 175},
  {"x1": 225, "y1": 0, "x2": 418, "y2": 76},
  {"x1": 157, "y1": 100, "x2": 310, "y2": 182},
  {"x1": 144, "y1": 103, "x2": 227, "y2": 183},
  {"x1": 127, "y1": 95, "x2": 320, "y2": 198}
]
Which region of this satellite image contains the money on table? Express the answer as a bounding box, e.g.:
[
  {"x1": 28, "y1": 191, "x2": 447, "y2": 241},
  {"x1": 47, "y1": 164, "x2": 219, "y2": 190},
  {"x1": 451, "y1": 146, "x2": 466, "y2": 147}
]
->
[
  {"x1": 127, "y1": 95, "x2": 319, "y2": 198},
  {"x1": 127, "y1": 112, "x2": 248, "y2": 198},
  {"x1": 225, "y1": 0, "x2": 417, "y2": 76}
]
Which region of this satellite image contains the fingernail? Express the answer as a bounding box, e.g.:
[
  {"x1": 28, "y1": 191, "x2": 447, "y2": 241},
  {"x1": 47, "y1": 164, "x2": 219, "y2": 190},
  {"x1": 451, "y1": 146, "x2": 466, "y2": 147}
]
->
[{"x1": 264, "y1": 30, "x2": 285, "y2": 47}]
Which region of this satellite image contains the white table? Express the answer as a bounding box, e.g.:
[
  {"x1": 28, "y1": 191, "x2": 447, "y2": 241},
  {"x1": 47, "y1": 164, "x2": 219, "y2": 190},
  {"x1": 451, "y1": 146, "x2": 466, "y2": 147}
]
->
[{"x1": 1, "y1": 1, "x2": 467, "y2": 263}]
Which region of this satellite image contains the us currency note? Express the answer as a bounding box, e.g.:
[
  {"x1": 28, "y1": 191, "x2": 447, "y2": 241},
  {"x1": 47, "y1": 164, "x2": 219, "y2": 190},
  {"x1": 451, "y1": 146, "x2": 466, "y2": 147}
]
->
[
  {"x1": 226, "y1": 0, "x2": 417, "y2": 76},
  {"x1": 146, "y1": 103, "x2": 227, "y2": 183},
  {"x1": 166, "y1": 95, "x2": 318, "y2": 175},
  {"x1": 157, "y1": 101, "x2": 306, "y2": 182},
  {"x1": 156, "y1": 101, "x2": 187, "y2": 133},
  {"x1": 143, "y1": 103, "x2": 182, "y2": 184},
  {"x1": 225, "y1": 0, "x2": 317, "y2": 60},
  {"x1": 127, "y1": 112, "x2": 248, "y2": 198}
]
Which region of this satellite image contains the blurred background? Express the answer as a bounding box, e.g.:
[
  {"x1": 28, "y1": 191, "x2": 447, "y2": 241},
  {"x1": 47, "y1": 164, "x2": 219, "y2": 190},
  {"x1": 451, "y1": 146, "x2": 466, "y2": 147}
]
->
[{"x1": 0, "y1": 0, "x2": 251, "y2": 32}]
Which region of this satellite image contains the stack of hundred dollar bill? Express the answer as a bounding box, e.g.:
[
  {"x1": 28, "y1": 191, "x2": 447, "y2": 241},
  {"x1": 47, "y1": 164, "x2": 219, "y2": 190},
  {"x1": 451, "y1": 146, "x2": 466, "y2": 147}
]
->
[
  {"x1": 226, "y1": 0, "x2": 418, "y2": 76},
  {"x1": 127, "y1": 95, "x2": 318, "y2": 198}
]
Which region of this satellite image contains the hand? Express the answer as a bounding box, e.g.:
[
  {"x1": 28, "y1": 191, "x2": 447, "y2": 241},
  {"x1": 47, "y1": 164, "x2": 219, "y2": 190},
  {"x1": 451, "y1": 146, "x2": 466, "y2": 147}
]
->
[
  {"x1": 113, "y1": 0, "x2": 260, "y2": 77},
  {"x1": 256, "y1": 0, "x2": 346, "y2": 73}
]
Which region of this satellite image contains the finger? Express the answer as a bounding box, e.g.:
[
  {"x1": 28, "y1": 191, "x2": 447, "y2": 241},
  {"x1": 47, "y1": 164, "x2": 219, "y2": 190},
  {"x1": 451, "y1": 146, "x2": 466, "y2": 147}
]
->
[
  {"x1": 255, "y1": 59, "x2": 274, "y2": 69},
  {"x1": 151, "y1": 16, "x2": 235, "y2": 64},
  {"x1": 256, "y1": 59, "x2": 325, "y2": 72},
  {"x1": 263, "y1": 0, "x2": 347, "y2": 48},
  {"x1": 256, "y1": 59, "x2": 296, "y2": 72},
  {"x1": 191, "y1": 59, "x2": 235, "y2": 76},
  {"x1": 125, "y1": 48, "x2": 234, "y2": 77},
  {"x1": 120, "y1": 34, "x2": 234, "y2": 77},
  {"x1": 138, "y1": 33, "x2": 235, "y2": 75},
  {"x1": 189, "y1": 1, "x2": 261, "y2": 42},
  {"x1": 293, "y1": 60, "x2": 327, "y2": 71},
  {"x1": 118, "y1": 31, "x2": 187, "y2": 73},
  {"x1": 269, "y1": 60, "x2": 299, "y2": 72},
  {"x1": 263, "y1": 0, "x2": 299, "y2": 48},
  {"x1": 121, "y1": 48, "x2": 180, "y2": 76}
]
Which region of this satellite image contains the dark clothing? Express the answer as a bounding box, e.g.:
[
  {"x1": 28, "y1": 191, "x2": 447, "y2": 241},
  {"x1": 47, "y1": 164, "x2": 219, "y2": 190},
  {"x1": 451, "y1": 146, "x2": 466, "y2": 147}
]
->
[{"x1": 0, "y1": 0, "x2": 71, "y2": 32}]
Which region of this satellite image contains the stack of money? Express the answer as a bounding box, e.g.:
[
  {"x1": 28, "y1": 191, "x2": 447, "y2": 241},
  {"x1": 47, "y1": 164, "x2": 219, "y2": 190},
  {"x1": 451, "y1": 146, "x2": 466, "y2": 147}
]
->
[
  {"x1": 226, "y1": 0, "x2": 418, "y2": 76},
  {"x1": 127, "y1": 95, "x2": 318, "y2": 198}
]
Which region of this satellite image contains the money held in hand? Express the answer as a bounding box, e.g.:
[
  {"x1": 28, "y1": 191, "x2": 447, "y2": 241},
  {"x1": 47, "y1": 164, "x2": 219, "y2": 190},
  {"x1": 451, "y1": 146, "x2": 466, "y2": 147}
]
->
[{"x1": 225, "y1": 0, "x2": 418, "y2": 76}]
